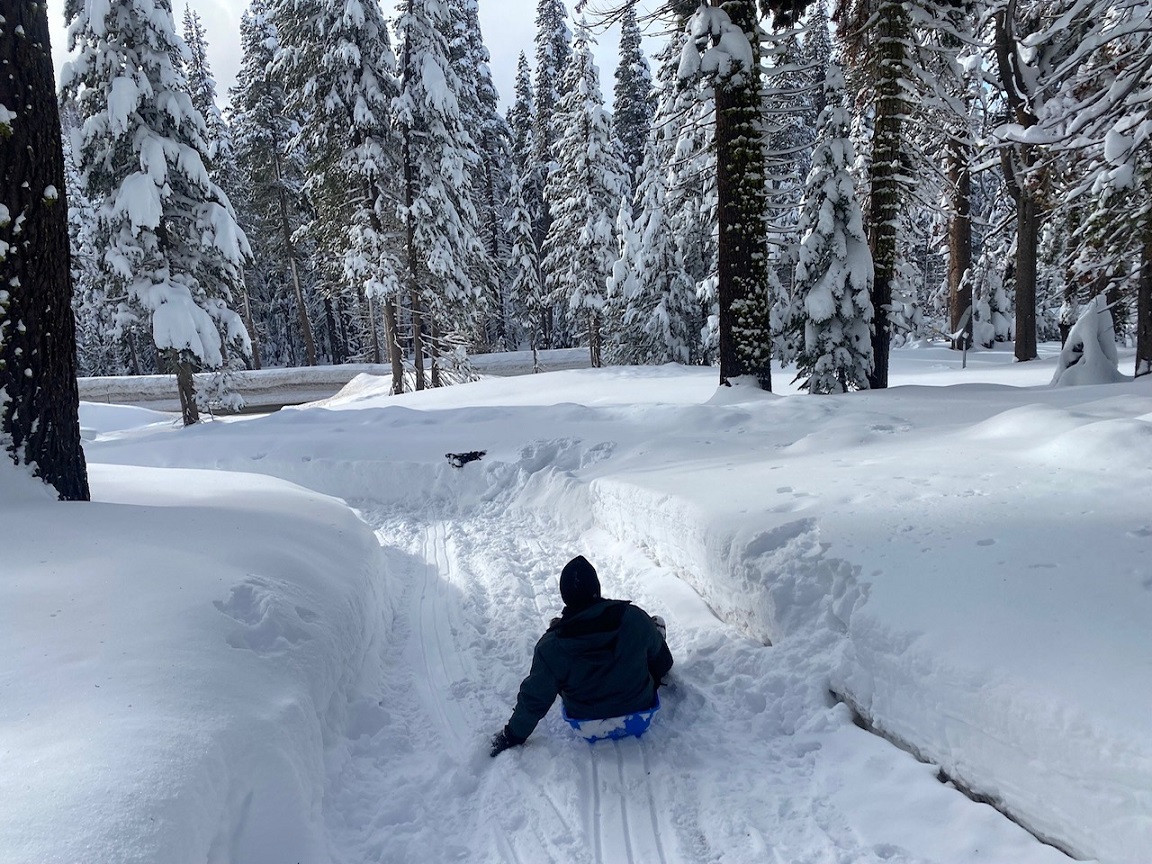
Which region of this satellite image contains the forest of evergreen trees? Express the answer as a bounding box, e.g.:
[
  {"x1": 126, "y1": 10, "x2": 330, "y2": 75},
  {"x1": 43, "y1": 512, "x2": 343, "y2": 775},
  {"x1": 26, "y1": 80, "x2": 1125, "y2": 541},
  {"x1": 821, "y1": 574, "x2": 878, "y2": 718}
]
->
[{"x1": 52, "y1": 0, "x2": 1152, "y2": 405}]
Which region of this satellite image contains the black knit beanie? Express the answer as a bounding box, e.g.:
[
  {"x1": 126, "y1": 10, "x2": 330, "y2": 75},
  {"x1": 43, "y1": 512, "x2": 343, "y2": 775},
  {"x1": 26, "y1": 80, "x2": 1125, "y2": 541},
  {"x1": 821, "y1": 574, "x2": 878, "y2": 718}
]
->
[{"x1": 560, "y1": 555, "x2": 601, "y2": 610}]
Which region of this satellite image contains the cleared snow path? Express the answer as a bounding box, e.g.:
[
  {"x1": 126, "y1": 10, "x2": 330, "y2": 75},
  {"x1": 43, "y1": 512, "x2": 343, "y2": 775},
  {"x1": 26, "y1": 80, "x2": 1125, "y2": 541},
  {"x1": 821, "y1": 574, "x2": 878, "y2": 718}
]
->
[{"x1": 322, "y1": 506, "x2": 1076, "y2": 864}]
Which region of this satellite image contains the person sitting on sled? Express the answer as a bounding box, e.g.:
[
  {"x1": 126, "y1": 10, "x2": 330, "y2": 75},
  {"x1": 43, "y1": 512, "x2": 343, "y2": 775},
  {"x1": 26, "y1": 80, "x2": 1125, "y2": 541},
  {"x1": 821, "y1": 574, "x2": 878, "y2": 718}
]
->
[{"x1": 490, "y1": 555, "x2": 673, "y2": 756}]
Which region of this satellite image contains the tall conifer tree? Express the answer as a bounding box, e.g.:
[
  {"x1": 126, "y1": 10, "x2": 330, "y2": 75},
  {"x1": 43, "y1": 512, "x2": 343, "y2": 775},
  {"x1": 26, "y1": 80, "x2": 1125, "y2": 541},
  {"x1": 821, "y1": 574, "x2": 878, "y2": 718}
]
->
[
  {"x1": 781, "y1": 62, "x2": 874, "y2": 393},
  {"x1": 542, "y1": 22, "x2": 628, "y2": 368},
  {"x1": 65, "y1": 0, "x2": 252, "y2": 425},
  {"x1": 1, "y1": 1, "x2": 89, "y2": 498},
  {"x1": 394, "y1": 0, "x2": 485, "y2": 388},
  {"x1": 612, "y1": 3, "x2": 655, "y2": 180}
]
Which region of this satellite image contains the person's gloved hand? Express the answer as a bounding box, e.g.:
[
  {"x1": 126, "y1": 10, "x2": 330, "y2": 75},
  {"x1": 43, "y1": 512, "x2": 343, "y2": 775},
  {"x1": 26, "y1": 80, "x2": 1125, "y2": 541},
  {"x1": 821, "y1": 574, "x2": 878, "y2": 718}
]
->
[{"x1": 489, "y1": 726, "x2": 525, "y2": 757}]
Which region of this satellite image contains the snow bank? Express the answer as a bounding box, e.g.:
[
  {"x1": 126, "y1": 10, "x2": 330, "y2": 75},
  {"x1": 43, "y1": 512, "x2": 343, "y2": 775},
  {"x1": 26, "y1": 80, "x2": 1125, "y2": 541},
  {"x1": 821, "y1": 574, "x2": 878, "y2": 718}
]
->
[
  {"x1": 76, "y1": 350, "x2": 1152, "y2": 862},
  {"x1": 0, "y1": 464, "x2": 389, "y2": 864}
]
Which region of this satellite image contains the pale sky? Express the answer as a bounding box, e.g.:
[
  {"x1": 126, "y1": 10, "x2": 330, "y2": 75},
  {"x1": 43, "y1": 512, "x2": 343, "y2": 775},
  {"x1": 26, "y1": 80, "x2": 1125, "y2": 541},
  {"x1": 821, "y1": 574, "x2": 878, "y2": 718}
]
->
[{"x1": 46, "y1": 0, "x2": 668, "y2": 113}]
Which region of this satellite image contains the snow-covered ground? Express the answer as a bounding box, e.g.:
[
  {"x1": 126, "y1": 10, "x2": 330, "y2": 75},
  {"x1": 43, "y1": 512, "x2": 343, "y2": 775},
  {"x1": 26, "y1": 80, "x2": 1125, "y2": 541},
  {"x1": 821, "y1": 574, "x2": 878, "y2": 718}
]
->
[{"x1": 5, "y1": 343, "x2": 1151, "y2": 863}]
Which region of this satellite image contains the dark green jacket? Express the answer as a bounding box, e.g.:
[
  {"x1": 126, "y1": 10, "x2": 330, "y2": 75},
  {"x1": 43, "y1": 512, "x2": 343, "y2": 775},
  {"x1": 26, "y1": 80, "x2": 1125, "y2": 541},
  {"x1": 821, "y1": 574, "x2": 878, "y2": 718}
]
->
[{"x1": 506, "y1": 599, "x2": 673, "y2": 742}]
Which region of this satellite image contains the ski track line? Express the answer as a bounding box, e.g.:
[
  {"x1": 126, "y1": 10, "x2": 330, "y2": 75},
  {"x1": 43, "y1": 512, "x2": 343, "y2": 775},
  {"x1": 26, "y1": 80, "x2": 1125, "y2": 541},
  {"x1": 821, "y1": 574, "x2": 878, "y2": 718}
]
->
[
  {"x1": 638, "y1": 738, "x2": 670, "y2": 864},
  {"x1": 413, "y1": 520, "x2": 464, "y2": 754},
  {"x1": 590, "y1": 745, "x2": 604, "y2": 864}
]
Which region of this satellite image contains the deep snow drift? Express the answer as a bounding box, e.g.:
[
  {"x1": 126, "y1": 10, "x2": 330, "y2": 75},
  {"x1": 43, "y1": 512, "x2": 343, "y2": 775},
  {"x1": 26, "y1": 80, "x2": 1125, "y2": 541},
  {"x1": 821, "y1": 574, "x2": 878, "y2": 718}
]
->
[{"x1": 4, "y1": 343, "x2": 1150, "y2": 863}]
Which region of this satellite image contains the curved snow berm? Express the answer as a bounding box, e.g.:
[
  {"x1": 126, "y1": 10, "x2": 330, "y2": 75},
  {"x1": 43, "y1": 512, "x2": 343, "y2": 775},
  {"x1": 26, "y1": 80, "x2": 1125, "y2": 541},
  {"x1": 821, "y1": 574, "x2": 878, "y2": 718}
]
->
[
  {"x1": 0, "y1": 464, "x2": 389, "y2": 864},
  {"x1": 585, "y1": 394, "x2": 1152, "y2": 863}
]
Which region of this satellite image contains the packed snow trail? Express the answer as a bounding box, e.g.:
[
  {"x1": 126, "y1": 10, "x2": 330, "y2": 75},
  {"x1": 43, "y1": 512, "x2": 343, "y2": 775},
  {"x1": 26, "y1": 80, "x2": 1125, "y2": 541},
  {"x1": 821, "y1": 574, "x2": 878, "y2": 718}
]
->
[{"x1": 321, "y1": 506, "x2": 1075, "y2": 864}]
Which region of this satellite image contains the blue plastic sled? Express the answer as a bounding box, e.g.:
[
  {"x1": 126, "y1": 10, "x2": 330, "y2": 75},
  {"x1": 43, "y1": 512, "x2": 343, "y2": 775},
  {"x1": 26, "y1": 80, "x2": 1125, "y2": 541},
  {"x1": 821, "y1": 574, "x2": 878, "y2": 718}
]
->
[{"x1": 562, "y1": 693, "x2": 661, "y2": 743}]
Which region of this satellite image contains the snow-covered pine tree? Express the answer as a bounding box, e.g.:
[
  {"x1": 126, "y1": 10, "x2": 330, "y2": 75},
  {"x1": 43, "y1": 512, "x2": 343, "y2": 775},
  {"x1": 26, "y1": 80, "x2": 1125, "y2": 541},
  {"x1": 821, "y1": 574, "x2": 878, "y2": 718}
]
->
[
  {"x1": 271, "y1": 0, "x2": 404, "y2": 388},
  {"x1": 230, "y1": 0, "x2": 316, "y2": 368},
  {"x1": 607, "y1": 136, "x2": 700, "y2": 365},
  {"x1": 394, "y1": 0, "x2": 486, "y2": 389},
  {"x1": 533, "y1": 0, "x2": 571, "y2": 346},
  {"x1": 607, "y1": 34, "x2": 703, "y2": 367},
  {"x1": 612, "y1": 2, "x2": 655, "y2": 181},
  {"x1": 62, "y1": 103, "x2": 124, "y2": 377},
  {"x1": 64, "y1": 0, "x2": 252, "y2": 425},
  {"x1": 661, "y1": 33, "x2": 717, "y2": 362},
  {"x1": 182, "y1": 6, "x2": 261, "y2": 370},
  {"x1": 761, "y1": 8, "x2": 818, "y2": 336},
  {"x1": 505, "y1": 170, "x2": 545, "y2": 369},
  {"x1": 783, "y1": 61, "x2": 874, "y2": 393},
  {"x1": 181, "y1": 7, "x2": 229, "y2": 170},
  {"x1": 448, "y1": 0, "x2": 512, "y2": 351},
  {"x1": 543, "y1": 21, "x2": 629, "y2": 368},
  {"x1": 1, "y1": 0, "x2": 90, "y2": 498},
  {"x1": 507, "y1": 52, "x2": 536, "y2": 176}
]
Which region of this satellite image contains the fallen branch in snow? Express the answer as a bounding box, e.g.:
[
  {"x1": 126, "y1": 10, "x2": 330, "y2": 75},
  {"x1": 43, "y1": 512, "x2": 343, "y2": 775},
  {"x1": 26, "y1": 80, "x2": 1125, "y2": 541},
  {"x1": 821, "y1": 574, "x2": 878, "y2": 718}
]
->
[{"x1": 446, "y1": 450, "x2": 486, "y2": 468}]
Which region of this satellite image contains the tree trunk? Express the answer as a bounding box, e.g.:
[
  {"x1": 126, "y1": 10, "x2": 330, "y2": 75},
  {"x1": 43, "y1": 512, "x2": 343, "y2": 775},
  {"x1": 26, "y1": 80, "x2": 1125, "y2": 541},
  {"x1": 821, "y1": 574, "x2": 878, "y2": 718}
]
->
[
  {"x1": 866, "y1": 1, "x2": 909, "y2": 389},
  {"x1": 994, "y1": 5, "x2": 1040, "y2": 363},
  {"x1": 273, "y1": 147, "x2": 315, "y2": 366},
  {"x1": 384, "y1": 298, "x2": 404, "y2": 393},
  {"x1": 430, "y1": 320, "x2": 442, "y2": 388},
  {"x1": 172, "y1": 350, "x2": 200, "y2": 426},
  {"x1": 238, "y1": 275, "x2": 261, "y2": 370},
  {"x1": 947, "y1": 136, "x2": 972, "y2": 351},
  {"x1": 0, "y1": 3, "x2": 90, "y2": 500},
  {"x1": 127, "y1": 331, "x2": 142, "y2": 376},
  {"x1": 1137, "y1": 226, "x2": 1152, "y2": 378},
  {"x1": 1014, "y1": 190, "x2": 1039, "y2": 361},
  {"x1": 323, "y1": 294, "x2": 342, "y2": 364},
  {"x1": 366, "y1": 292, "x2": 382, "y2": 364},
  {"x1": 411, "y1": 291, "x2": 426, "y2": 391},
  {"x1": 713, "y1": 0, "x2": 772, "y2": 390},
  {"x1": 588, "y1": 310, "x2": 602, "y2": 368}
]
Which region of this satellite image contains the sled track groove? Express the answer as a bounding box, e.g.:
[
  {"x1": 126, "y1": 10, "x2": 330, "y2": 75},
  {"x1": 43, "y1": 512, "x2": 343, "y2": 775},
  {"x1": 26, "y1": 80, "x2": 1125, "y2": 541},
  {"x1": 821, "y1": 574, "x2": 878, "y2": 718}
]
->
[
  {"x1": 639, "y1": 739, "x2": 669, "y2": 864},
  {"x1": 415, "y1": 522, "x2": 470, "y2": 754}
]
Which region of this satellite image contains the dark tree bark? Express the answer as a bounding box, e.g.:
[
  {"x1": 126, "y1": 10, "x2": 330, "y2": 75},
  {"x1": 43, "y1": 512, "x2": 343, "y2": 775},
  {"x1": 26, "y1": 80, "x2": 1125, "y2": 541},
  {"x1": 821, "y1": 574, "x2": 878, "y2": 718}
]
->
[
  {"x1": 1137, "y1": 227, "x2": 1152, "y2": 378},
  {"x1": 411, "y1": 291, "x2": 426, "y2": 391},
  {"x1": 994, "y1": 4, "x2": 1041, "y2": 362},
  {"x1": 171, "y1": 350, "x2": 200, "y2": 426},
  {"x1": 238, "y1": 276, "x2": 261, "y2": 370},
  {"x1": 947, "y1": 136, "x2": 973, "y2": 351},
  {"x1": 0, "y1": 2, "x2": 90, "y2": 500},
  {"x1": 384, "y1": 298, "x2": 404, "y2": 394},
  {"x1": 865, "y1": 0, "x2": 910, "y2": 389},
  {"x1": 714, "y1": 0, "x2": 772, "y2": 390}
]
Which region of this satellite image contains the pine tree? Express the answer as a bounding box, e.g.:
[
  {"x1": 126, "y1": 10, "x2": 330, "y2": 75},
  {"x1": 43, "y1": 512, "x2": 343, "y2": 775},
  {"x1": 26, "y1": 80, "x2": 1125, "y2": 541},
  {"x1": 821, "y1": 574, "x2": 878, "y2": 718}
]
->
[
  {"x1": 612, "y1": 3, "x2": 655, "y2": 180},
  {"x1": 542, "y1": 22, "x2": 628, "y2": 368},
  {"x1": 507, "y1": 52, "x2": 536, "y2": 176},
  {"x1": 181, "y1": 7, "x2": 229, "y2": 169},
  {"x1": 230, "y1": 0, "x2": 316, "y2": 368},
  {"x1": 662, "y1": 33, "x2": 717, "y2": 362},
  {"x1": 608, "y1": 138, "x2": 700, "y2": 365},
  {"x1": 448, "y1": 0, "x2": 512, "y2": 351},
  {"x1": 65, "y1": 0, "x2": 252, "y2": 425},
  {"x1": 505, "y1": 170, "x2": 545, "y2": 368},
  {"x1": 783, "y1": 62, "x2": 874, "y2": 393},
  {"x1": 271, "y1": 0, "x2": 404, "y2": 388},
  {"x1": 533, "y1": 0, "x2": 571, "y2": 346},
  {"x1": 1, "y1": 1, "x2": 90, "y2": 498},
  {"x1": 394, "y1": 0, "x2": 486, "y2": 388}
]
